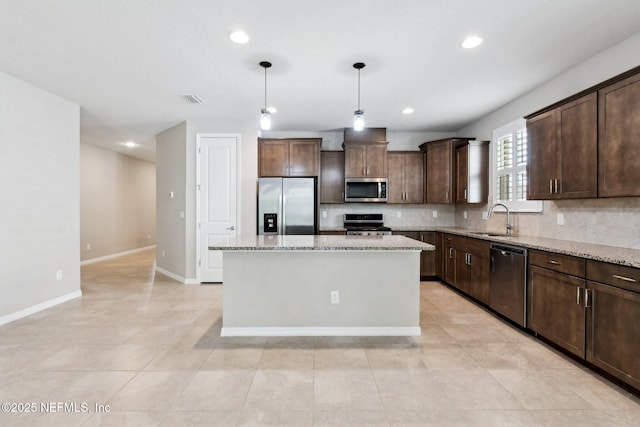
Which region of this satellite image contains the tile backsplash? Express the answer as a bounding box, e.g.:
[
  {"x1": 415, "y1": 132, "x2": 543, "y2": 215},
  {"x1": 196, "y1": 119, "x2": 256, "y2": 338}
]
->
[
  {"x1": 320, "y1": 204, "x2": 456, "y2": 230},
  {"x1": 456, "y1": 197, "x2": 640, "y2": 250}
]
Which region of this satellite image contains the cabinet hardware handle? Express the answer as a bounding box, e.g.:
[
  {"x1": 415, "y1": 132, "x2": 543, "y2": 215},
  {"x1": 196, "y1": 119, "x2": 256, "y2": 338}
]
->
[
  {"x1": 576, "y1": 286, "x2": 581, "y2": 305},
  {"x1": 467, "y1": 253, "x2": 472, "y2": 265},
  {"x1": 554, "y1": 179, "x2": 559, "y2": 193},
  {"x1": 548, "y1": 260, "x2": 560, "y2": 265},
  {"x1": 449, "y1": 248, "x2": 454, "y2": 259},
  {"x1": 549, "y1": 179, "x2": 553, "y2": 194},
  {"x1": 584, "y1": 288, "x2": 591, "y2": 308},
  {"x1": 445, "y1": 191, "x2": 449, "y2": 201},
  {"x1": 613, "y1": 274, "x2": 637, "y2": 283},
  {"x1": 464, "y1": 189, "x2": 467, "y2": 200}
]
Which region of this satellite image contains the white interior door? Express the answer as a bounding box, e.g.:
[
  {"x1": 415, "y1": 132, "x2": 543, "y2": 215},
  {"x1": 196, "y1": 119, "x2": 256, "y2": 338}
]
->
[{"x1": 199, "y1": 135, "x2": 237, "y2": 282}]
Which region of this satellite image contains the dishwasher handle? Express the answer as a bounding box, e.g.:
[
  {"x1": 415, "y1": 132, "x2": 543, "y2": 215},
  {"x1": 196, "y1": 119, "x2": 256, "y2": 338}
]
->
[{"x1": 490, "y1": 243, "x2": 527, "y2": 256}]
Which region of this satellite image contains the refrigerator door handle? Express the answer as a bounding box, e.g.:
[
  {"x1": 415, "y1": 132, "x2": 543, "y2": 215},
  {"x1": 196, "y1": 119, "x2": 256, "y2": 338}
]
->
[{"x1": 281, "y1": 193, "x2": 286, "y2": 235}]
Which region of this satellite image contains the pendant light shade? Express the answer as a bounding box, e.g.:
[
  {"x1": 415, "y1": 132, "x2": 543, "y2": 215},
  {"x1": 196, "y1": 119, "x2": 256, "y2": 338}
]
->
[
  {"x1": 353, "y1": 62, "x2": 366, "y2": 131},
  {"x1": 259, "y1": 61, "x2": 272, "y2": 130}
]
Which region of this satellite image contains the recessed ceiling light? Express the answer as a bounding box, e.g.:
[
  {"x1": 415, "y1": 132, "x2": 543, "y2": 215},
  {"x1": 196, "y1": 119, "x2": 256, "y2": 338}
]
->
[
  {"x1": 121, "y1": 141, "x2": 137, "y2": 148},
  {"x1": 402, "y1": 107, "x2": 414, "y2": 114},
  {"x1": 229, "y1": 30, "x2": 249, "y2": 44},
  {"x1": 461, "y1": 36, "x2": 483, "y2": 49}
]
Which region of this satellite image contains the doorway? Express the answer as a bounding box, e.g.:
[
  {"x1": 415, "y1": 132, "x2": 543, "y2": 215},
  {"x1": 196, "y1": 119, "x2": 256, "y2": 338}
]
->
[{"x1": 196, "y1": 134, "x2": 239, "y2": 283}]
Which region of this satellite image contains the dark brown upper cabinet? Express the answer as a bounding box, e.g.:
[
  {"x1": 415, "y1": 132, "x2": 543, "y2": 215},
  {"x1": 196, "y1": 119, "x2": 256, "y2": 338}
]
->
[
  {"x1": 320, "y1": 151, "x2": 345, "y2": 203},
  {"x1": 527, "y1": 93, "x2": 597, "y2": 200},
  {"x1": 598, "y1": 71, "x2": 640, "y2": 197},
  {"x1": 387, "y1": 151, "x2": 425, "y2": 204},
  {"x1": 455, "y1": 140, "x2": 489, "y2": 204},
  {"x1": 419, "y1": 138, "x2": 474, "y2": 204},
  {"x1": 343, "y1": 141, "x2": 388, "y2": 178},
  {"x1": 258, "y1": 138, "x2": 321, "y2": 177}
]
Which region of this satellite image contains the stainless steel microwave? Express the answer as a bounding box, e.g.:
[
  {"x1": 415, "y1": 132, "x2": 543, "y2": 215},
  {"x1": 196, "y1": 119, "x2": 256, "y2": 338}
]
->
[{"x1": 344, "y1": 177, "x2": 388, "y2": 202}]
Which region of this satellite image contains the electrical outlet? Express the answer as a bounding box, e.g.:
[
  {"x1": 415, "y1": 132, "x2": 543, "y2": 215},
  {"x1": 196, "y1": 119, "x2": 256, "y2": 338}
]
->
[
  {"x1": 432, "y1": 210, "x2": 438, "y2": 218},
  {"x1": 162, "y1": 250, "x2": 166, "y2": 258},
  {"x1": 147, "y1": 234, "x2": 151, "y2": 239},
  {"x1": 179, "y1": 211, "x2": 185, "y2": 219},
  {"x1": 86, "y1": 243, "x2": 91, "y2": 250},
  {"x1": 322, "y1": 210, "x2": 327, "y2": 218},
  {"x1": 482, "y1": 211, "x2": 489, "y2": 220},
  {"x1": 56, "y1": 270, "x2": 63, "y2": 281},
  {"x1": 396, "y1": 211, "x2": 401, "y2": 218},
  {"x1": 169, "y1": 191, "x2": 174, "y2": 198},
  {"x1": 463, "y1": 211, "x2": 468, "y2": 219},
  {"x1": 330, "y1": 290, "x2": 340, "y2": 304},
  {"x1": 557, "y1": 213, "x2": 565, "y2": 225}
]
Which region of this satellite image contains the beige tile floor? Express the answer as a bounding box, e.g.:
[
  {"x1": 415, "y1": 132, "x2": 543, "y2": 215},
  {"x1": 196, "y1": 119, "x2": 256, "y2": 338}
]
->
[{"x1": 1, "y1": 248, "x2": 639, "y2": 426}]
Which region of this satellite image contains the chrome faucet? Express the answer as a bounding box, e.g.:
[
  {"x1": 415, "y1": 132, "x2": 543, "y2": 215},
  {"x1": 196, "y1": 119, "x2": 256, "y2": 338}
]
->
[{"x1": 487, "y1": 202, "x2": 513, "y2": 236}]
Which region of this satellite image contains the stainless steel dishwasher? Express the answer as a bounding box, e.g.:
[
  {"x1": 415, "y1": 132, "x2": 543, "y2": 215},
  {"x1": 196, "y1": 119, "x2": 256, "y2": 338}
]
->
[{"x1": 489, "y1": 243, "x2": 528, "y2": 327}]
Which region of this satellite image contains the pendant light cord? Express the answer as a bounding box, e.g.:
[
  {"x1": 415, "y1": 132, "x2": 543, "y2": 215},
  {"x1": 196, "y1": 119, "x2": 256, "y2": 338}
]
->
[
  {"x1": 357, "y1": 68, "x2": 361, "y2": 110},
  {"x1": 264, "y1": 66, "x2": 268, "y2": 110}
]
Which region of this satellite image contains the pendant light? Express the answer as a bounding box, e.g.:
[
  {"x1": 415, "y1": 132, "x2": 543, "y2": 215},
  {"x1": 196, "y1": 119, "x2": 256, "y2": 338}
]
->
[
  {"x1": 353, "y1": 62, "x2": 366, "y2": 131},
  {"x1": 259, "y1": 61, "x2": 272, "y2": 130}
]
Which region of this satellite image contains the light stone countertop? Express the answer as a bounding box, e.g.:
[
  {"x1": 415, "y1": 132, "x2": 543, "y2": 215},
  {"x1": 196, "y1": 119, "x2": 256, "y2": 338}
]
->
[
  {"x1": 418, "y1": 227, "x2": 640, "y2": 268},
  {"x1": 209, "y1": 234, "x2": 434, "y2": 251}
]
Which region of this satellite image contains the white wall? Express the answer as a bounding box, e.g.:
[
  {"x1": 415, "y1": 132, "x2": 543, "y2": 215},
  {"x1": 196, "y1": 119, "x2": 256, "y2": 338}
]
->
[
  {"x1": 156, "y1": 122, "x2": 188, "y2": 279},
  {"x1": 80, "y1": 143, "x2": 156, "y2": 261},
  {"x1": 455, "y1": 32, "x2": 640, "y2": 249},
  {"x1": 0, "y1": 71, "x2": 81, "y2": 322},
  {"x1": 155, "y1": 120, "x2": 258, "y2": 282}
]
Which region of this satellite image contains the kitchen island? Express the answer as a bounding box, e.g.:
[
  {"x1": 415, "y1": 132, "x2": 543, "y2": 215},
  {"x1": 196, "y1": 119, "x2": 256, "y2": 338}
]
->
[{"x1": 209, "y1": 235, "x2": 433, "y2": 337}]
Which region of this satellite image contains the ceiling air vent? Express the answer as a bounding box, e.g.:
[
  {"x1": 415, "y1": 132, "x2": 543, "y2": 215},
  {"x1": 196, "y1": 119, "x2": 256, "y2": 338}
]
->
[{"x1": 181, "y1": 94, "x2": 205, "y2": 104}]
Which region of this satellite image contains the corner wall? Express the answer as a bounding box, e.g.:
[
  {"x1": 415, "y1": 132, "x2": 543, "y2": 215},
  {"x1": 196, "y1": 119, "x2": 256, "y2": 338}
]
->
[
  {"x1": 0, "y1": 71, "x2": 81, "y2": 323},
  {"x1": 455, "y1": 32, "x2": 640, "y2": 249},
  {"x1": 80, "y1": 143, "x2": 156, "y2": 262}
]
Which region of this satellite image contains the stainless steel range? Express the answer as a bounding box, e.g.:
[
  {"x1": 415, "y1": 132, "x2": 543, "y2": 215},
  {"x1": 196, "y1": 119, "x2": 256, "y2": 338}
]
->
[{"x1": 343, "y1": 213, "x2": 392, "y2": 236}]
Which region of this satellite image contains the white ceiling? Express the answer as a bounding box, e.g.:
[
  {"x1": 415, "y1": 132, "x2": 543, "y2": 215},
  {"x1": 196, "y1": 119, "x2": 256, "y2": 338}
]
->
[{"x1": 1, "y1": 0, "x2": 639, "y2": 163}]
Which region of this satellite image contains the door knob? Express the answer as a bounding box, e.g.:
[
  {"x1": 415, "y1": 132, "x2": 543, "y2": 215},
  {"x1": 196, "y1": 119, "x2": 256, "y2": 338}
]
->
[{"x1": 226, "y1": 226, "x2": 235, "y2": 230}]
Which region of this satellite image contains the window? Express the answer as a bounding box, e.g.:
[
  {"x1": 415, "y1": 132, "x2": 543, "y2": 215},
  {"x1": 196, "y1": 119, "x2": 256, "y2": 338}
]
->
[{"x1": 491, "y1": 119, "x2": 543, "y2": 212}]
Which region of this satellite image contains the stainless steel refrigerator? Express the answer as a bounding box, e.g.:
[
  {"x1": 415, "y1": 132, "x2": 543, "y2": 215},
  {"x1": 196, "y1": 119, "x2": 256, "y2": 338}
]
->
[{"x1": 258, "y1": 177, "x2": 317, "y2": 235}]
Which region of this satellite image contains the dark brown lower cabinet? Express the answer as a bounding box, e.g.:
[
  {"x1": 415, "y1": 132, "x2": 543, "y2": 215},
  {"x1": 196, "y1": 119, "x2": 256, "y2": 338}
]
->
[
  {"x1": 586, "y1": 261, "x2": 640, "y2": 390},
  {"x1": 419, "y1": 232, "x2": 441, "y2": 278},
  {"x1": 528, "y1": 265, "x2": 586, "y2": 358},
  {"x1": 443, "y1": 234, "x2": 456, "y2": 285},
  {"x1": 443, "y1": 235, "x2": 490, "y2": 304}
]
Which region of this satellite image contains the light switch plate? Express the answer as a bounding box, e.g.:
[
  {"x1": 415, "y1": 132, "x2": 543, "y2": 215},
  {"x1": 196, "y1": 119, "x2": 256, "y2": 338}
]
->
[
  {"x1": 557, "y1": 213, "x2": 565, "y2": 225},
  {"x1": 396, "y1": 211, "x2": 401, "y2": 218},
  {"x1": 463, "y1": 211, "x2": 468, "y2": 219},
  {"x1": 432, "y1": 210, "x2": 438, "y2": 218}
]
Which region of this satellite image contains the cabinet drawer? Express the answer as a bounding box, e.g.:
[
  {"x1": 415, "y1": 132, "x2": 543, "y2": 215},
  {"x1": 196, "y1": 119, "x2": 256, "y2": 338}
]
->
[
  {"x1": 529, "y1": 249, "x2": 585, "y2": 277},
  {"x1": 453, "y1": 236, "x2": 490, "y2": 253},
  {"x1": 586, "y1": 260, "x2": 640, "y2": 293}
]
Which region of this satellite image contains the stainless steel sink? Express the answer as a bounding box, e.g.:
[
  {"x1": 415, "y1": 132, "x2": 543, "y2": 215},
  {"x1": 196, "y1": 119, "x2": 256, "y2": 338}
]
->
[{"x1": 469, "y1": 231, "x2": 509, "y2": 237}]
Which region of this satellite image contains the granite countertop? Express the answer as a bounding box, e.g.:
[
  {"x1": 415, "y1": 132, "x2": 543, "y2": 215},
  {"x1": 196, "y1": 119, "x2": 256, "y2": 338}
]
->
[
  {"x1": 209, "y1": 235, "x2": 434, "y2": 252},
  {"x1": 432, "y1": 227, "x2": 640, "y2": 268}
]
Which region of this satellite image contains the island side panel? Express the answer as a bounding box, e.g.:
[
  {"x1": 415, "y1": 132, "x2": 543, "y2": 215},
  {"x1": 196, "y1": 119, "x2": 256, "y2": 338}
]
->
[{"x1": 222, "y1": 250, "x2": 420, "y2": 334}]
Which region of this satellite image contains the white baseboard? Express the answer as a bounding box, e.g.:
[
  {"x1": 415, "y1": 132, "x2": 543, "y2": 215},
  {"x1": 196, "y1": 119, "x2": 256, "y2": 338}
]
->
[
  {"x1": 155, "y1": 266, "x2": 200, "y2": 285},
  {"x1": 220, "y1": 326, "x2": 422, "y2": 337},
  {"x1": 0, "y1": 290, "x2": 83, "y2": 326},
  {"x1": 81, "y1": 245, "x2": 156, "y2": 265}
]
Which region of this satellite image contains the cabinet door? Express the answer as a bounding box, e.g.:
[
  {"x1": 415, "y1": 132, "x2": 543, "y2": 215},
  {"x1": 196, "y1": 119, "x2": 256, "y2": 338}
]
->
[
  {"x1": 419, "y1": 231, "x2": 439, "y2": 277},
  {"x1": 598, "y1": 72, "x2": 640, "y2": 197},
  {"x1": 454, "y1": 249, "x2": 470, "y2": 294},
  {"x1": 455, "y1": 145, "x2": 469, "y2": 203},
  {"x1": 444, "y1": 241, "x2": 456, "y2": 285},
  {"x1": 468, "y1": 249, "x2": 490, "y2": 305},
  {"x1": 586, "y1": 281, "x2": 640, "y2": 390},
  {"x1": 365, "y1": 143, "x2": 388, "y2": 177},
  {"x1": 426, "y1": 141, "x2": 453, "y2": 204},
  {"x1": 258, "y1": 140, "x2": 289, "y2": 177},
  {"x1": 557, "y1": 93, "x2": 597, "y2": 198},
  {"x1": 387, "y1": 152, "x2": 404, "y2": 203},
  {"x1": 289, "y1": 140, "x2": 320, "y2": 176},
  {"x1": 320, "y1": 151, "x2": 345, "y2": 203},
  {"x1": 404, "y1": 152, "x2": 425, "y2": 203},
  {"x1": 528, "y1": 266, "x2": 585, "y2": 357},
  {"x1": 344, "y1": 144, "x2": 367, "y2": 177},
  {"x1": 526, "y1": 111, "x2": 557, "y2": 200}
]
